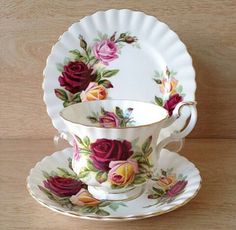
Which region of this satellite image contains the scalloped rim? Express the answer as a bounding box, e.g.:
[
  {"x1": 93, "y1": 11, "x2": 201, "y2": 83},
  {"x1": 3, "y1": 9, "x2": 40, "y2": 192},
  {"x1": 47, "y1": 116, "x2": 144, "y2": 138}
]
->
[
  {"x1": 27, "y1": 147, "x2": 201, "y2": 221},
  {"x1": 43, "y1": 9, "x2": 196, "y2": 143}
]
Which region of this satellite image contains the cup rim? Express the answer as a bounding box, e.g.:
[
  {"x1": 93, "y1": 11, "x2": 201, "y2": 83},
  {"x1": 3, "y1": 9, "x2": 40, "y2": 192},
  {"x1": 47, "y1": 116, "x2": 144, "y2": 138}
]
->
[{"x1": 59, "y1": 99, "x2": 170, "y2": 130}]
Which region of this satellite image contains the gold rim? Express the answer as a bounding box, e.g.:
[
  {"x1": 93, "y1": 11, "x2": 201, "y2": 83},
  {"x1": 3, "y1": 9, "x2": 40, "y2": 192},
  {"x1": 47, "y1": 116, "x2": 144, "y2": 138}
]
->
[{"x1": 26, "y1": 177, "x2": 202, "y2": 221}]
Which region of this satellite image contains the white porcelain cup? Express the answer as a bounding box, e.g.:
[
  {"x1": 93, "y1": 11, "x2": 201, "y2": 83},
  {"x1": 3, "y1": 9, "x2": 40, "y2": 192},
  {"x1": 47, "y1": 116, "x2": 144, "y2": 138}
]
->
[{"x1": 60, "y1": 99, "x2": 197, "y2": 200}]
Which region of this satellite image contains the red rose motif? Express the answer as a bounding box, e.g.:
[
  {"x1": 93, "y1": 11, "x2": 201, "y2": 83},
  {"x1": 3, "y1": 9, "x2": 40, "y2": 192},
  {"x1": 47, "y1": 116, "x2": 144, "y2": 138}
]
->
[
  {"x1": 90, "y1": 139, "x2": 133, "y2": 171},
  {"x1": 43, "y1": 176, "x2": 85, "y2": 197},
  {"x1": 59, "y1": 61, "x2": 95, "y2": 94},
  {"x1": 164, "y1": 94, "x2": 183, "y2": 116},
  {"x1": 99, "y1": 112, "x2": 120, "y2": 128},
  {"x1": 167, "y1": 180, "x2": 187, "y2": 197}
]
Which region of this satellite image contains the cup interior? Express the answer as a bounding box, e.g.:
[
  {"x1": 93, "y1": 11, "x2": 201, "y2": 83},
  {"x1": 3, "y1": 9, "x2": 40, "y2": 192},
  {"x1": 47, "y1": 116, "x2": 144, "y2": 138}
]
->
[{"x1": 60, "y1": 100, "x2": 168, "y2": 128}]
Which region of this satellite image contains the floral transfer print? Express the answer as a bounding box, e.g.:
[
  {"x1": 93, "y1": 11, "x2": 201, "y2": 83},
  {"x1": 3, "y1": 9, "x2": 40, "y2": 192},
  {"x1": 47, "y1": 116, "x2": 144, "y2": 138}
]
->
[
  {"x1": 74, "y1": 135, "x2": 153, "y2": 189},
  {"x1": 87, "y1": 106, "x2": 135, "y2": 128},
  {"x1": 54, "y1": 32, "x2": 139, "y2": 107},
  {"x1": 144, "y1": 168, "x2": 187, "y2": 208},
  {"x1": 153, "y1": 67, "x2": 185, "y2": 115},
  {"x1": 38, "y1": 158, "x2": 127, "y2": 216}
]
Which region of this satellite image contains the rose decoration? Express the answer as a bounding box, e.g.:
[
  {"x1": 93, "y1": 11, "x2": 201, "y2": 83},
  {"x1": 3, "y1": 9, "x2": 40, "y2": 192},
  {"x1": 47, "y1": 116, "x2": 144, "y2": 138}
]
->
[
  {"x1": 108, "y1": 160, "x2": 138, "y2": 186},
  {"x1": 99, "y1": 112, "x2": 120, "y2": 128},
  {"x1": 164, "y1": 94, "x2": 183, "y2": 116},
  {"x1": 80, "y1": 82, "x2": 107, "y2": 102},
  {"x1": 160, "y1": 78, "x2": 178, "y2": 95},
  {"x1": 167, "y1": 180, "x2": 187, "y2": 197},
  {"x1": 93, "y1": 39, "x2": 118, "y2": 65},
  {"x1": 43, "y1": 176, "x2": 85, "y2": 197},
  {"x1": 58, "y1": 61, "x2": 94, "y2": 94},
  {"x1": 70, "y1": 188, "x2": 100, "y2": 206},
  {"x1": 157, "y1": 175, "x2": 176, "y2": 190},
  {"x1": 90, "y1": 139, "x2": 133, "y2": 171}
]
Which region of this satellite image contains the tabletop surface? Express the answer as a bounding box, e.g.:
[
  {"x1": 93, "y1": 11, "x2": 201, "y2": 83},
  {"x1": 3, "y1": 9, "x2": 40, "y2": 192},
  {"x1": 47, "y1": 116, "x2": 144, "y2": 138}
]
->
[
  {"x1": 1, "y1": 139, "x2": 235, "y2": 230},
  {"x1": 1, "y1": 0, "x2": 236, "y2": 139}
]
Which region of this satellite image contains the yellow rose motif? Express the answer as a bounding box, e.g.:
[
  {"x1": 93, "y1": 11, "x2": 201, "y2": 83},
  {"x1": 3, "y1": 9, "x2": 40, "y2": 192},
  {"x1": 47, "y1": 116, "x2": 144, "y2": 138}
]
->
[
  {"x1": 159, "y1": 78, "x2": 178, "y2": 95},
  {"x1": 157, "y1": 174, "x2": 177, "y2": 190},
  {"x1": 108, "y1": 160, "x2": 138, "y2": 186},
  {"x1": 70, "y1": 188, "x2": 100, "y2": 206},
  {"x1": 80, "y1": 82, "x2": 107, "y2": 102}
]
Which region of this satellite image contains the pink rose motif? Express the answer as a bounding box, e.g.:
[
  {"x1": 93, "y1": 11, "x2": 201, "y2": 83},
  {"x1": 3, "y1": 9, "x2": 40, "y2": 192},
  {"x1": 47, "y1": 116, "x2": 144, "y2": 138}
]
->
[
  {"x1": 108, "y1": 160, "x2": 138, "y2": 186},
  {"x1": 90, "y1": 139, "x2": 133, "y2": 171},
  {"x1": 43, "y1": 176, "x2": 85, "y2": 197},
  {"x1": 73, "y1": 139, "x2": 80, "y2": 161},
  {"x1": 167, "y1": 180, "x2": 187, "y2": 197},
  {"x1": 93, "y1": 39, "x2": 118, "y2": 65},
  {"x1": 99, "y1": 112, "x2": 120, "y2": 128},
  {"x1": 164, "y1": 94, "x2": 183, "y2": 116}
]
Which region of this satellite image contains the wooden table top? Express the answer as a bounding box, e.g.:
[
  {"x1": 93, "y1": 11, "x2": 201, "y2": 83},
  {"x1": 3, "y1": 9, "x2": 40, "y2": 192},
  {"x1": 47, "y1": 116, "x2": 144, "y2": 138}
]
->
[{"x1": 1, "y1": 139, "x2": 235, "y2": 229}]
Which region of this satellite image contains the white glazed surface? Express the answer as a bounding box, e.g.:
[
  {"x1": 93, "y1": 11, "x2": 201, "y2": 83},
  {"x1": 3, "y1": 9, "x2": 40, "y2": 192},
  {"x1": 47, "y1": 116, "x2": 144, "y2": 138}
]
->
[
  {"x1": 27, "y1": 147, "x2": 201, "y2": 221},
  {"x1": 43, "y1": 9, "x2": 196, "y2": 143},
  {"x1": 60, "y1": 99, "x2": 168, "y2": 127}
]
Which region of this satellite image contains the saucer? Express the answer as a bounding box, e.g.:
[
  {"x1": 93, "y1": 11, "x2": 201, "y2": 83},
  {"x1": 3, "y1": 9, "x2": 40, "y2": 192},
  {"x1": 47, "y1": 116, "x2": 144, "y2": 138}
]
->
[
  {"x1": 43, "y1": 9, "x2": 196, "y2": 143},
  {"x1": 27, "y1": 147, "x2": 201, "y2": 221}
]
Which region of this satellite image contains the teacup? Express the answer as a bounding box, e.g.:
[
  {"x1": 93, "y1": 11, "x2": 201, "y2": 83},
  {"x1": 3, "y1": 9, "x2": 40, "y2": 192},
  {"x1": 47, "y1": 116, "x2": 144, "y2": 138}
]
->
[{"x1": 60, "y1": 99, "x2": 197, "y2": 200}]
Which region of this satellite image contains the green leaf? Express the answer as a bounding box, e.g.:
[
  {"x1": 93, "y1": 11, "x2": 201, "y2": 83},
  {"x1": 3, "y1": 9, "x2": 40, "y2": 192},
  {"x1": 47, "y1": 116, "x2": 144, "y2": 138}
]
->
[
  {"x1": 83, "y1": 136, "x2": 90, "y2": 147},
  {"x1": 80, "y1": 206, "x2": 98, "y2": 214},
  {"x1": 101, "y1": 107, "x2": 106, "y2": 115},
  {"x1": 69, "y1": 49, "x2": 81, "y2": 56},
  {"x1": 75, "y1": 135, "x2": 83, "y2": 144},
  {"x1": 153, "y1": 79, "x2": 162, "y2": 84},
  {"x1": 42, "y1": 171, "x2": 51, "y2": 179},
  {"x1": 115, "y1": 106, "x2": 124, "y2": 119},
  {"x1": 63, "y1": 57, "x2": 71, "y2": 65},
  {"x1": 96, "y1": 171, "x2": 108, "y2": 183},
  {"x1": 147, "y1": 193, "x2": 162, "y2": 199},
  {"x1": 95, "y1": 72, "x2": 102, "y2": 82},
  {"x1": 108, "y1": 202, "x2": 121, "y2": 211},
  {"x1": 142, "y1": 136, "x2": 152, "y2": 154},
  {"x1": 102, "y1": 69, "x2": 119, "y2": 78},
  {"x1": 161, "y1": 169, "x2": 167, "y2": 176},
  {"x1": 87, "y1": 116, "x2": 98, "y2": 123},
  {"x1": 111, "y1": 184, "x2": 124, "y2": 189},
  {"x1": 78, "y1": 170, "x2": 89, "y2": 178},
  {"x1": 38, "y1": 185, "x2": 54, "y2": 199},
  {"x1": 71, "y1": 93, "x2": 81, "y2": 103},
  {"x1": 178, "y1": 85, "x2": 183, "y2": 93},
  {"x1": 56, "y1": 63, "x2": 64, "y2": 72},
  {"x1": 152, "y1": 187, "x2": 165, "y2": 196},
  {"x1": 57, "y1": 167, "x2": 76, "y2": 178},
  {"x1": 155, "y1": 96, "x2": 163, "y2": 106},
  {"x1": 99, "y1": 201, "x2": 112, "y2": 207},
  {"x1": 63, "y1": 101, "x2": 73, "y2": 107},
  {"x1": 133, "y1": 175, "x2": 146, "y2": 185},
  {"x1": 119, "y1": 120, "x2": 126, "y2": 128},
  {"x1": 68, "y1": 158, "x2": 73, "y2": 171},
  {"x1": 98, "y1": 79, "x2": 113, "y2": 89},
  {"x1": 144, "y1": 147, "x2": 153, "y2": 156},
  {"x1": 95, "y1": 209, "x2": 110, "y2": 216},
  {"x1": 54, "y1": 89, "x2": 68, "y2": 101},
  {"x1": 87, "y1": 160, "x2": 96, "y2": 171}
]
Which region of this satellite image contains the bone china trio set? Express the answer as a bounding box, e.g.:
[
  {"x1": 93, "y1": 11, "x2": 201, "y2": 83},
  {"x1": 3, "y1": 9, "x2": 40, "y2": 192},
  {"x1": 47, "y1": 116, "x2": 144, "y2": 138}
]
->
[{"x1": 27, "y1": 9, "x2": 201, "y2": 221}]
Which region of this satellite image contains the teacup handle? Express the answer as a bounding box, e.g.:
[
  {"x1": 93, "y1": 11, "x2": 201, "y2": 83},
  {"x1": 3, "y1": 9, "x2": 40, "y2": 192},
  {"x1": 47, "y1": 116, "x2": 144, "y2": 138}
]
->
[
  {"x1": 54, "y1": 131, "x2": 74, "y2": 145},
  {"x1": 153, "y1": 101, "x2": 197, "y2": 173}
]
